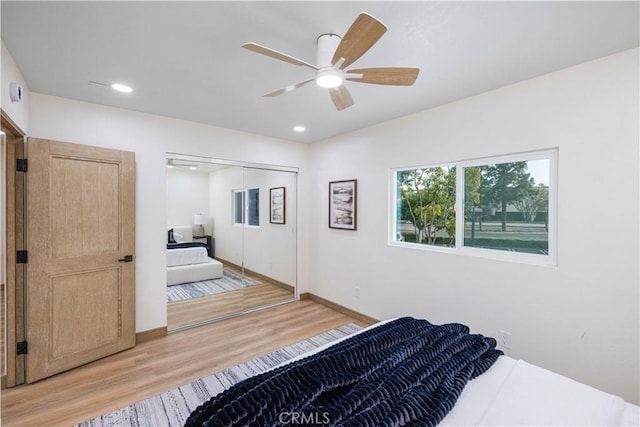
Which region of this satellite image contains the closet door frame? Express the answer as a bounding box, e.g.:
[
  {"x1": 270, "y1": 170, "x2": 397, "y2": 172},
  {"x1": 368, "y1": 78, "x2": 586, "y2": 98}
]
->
[{"x1": 165, "y1": 153, "x2": 299, "y2": 331}]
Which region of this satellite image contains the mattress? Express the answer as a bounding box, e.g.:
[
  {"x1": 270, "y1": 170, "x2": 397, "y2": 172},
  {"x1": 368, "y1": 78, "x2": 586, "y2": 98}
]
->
[
  {"x1": 270, "y1": 319, "x2": 639, "y2": 426},
  {"x1": 167, "y1": 257, "x2": 223, "y2": 286},
  {"x1": 166, "y1": 246, "x2": 209, "y2": 267}
]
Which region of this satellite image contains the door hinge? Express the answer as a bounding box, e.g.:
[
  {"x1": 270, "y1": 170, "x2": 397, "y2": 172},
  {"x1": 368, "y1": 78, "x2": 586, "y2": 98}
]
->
[
  {"x1": 17, "y1": 250, "x2": 28, "y2": 264},
  {"x1": 17, "y1": 341, "x2": 28, "y2": 355},
  {"x1": 16, "y1": 158, "x2": 28, "y2": 172}
]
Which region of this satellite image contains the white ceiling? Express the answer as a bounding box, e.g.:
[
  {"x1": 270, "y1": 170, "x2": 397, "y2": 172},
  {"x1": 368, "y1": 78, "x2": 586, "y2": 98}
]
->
[{"x1": 1, "y1": 1, "x2": 638, "y2": 143}]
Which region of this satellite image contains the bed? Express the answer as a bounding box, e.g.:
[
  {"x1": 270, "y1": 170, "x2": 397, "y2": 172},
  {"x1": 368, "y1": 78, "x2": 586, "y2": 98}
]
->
[
  {"x1": 166, "y1": 226, "x2": 223, "y2": 286},
  {"x1": 185, "y1": 317, "x2": 639, "y2": 426}
]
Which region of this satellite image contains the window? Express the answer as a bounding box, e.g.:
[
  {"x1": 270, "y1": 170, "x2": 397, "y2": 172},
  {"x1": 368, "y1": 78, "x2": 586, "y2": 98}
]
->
[
  {"x1": 247, "y1": 188, "x2": 259, "y2": 226},
  {"x1": 392, "y1": 150, "x2": 556, "y2": 265},
  {"x1": 396, "y1": 165, "x2": 456, "y2": 247},
  {"x1": 463, "y1": 159, "x2": 550, "y2": 255},
  {"x1": 233, "y1": 188, "x2": 259, "y2": 227}
]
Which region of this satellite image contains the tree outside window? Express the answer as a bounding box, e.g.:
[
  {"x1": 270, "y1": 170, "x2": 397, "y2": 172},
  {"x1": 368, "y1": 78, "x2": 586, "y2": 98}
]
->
[
  {"x1": 396, "y1": 166, "x2": 456, "y2": 247},
  {"x1": 393, "y1": 151, "x2": 554, "y2": 264},
  {"x1": 464, "y1": 160, "x2": 549, "y2": 254}
]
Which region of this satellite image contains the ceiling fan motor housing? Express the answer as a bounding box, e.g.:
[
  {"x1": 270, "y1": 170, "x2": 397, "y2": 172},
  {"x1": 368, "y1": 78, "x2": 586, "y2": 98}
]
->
[
  {"x1": 316, "y1": 34, "x2": 343, "y2": 88},
  {"x1": 316, "y1": 34, "x2": 341, "y2": 68}
]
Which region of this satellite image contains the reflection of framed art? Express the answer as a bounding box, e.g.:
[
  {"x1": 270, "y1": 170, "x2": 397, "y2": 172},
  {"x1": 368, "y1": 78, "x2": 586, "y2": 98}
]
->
[
  {"x1": 329, "y1": 179, "x2": 357, "y2": 230},
  {"x1": 269, "y1": 187, "x2": 286, "y2": 224}
]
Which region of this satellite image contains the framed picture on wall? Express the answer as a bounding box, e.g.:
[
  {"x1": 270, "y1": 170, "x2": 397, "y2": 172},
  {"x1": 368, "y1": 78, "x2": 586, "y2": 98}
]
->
[
  {"x1": 329, "y1": 179, "x2": 357, "y2": 230},
  {"x1": 269, "y1": 187, "x2": 286, "y2": 224}
]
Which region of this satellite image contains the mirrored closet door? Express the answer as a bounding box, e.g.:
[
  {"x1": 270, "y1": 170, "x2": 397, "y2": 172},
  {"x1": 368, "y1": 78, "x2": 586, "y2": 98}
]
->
[
  {"x1": 165, "y1": 154, "x2": 297, "y2": 331},
  {"x1": 240, "y1": 167, "x2": 297, "y2": 313}
]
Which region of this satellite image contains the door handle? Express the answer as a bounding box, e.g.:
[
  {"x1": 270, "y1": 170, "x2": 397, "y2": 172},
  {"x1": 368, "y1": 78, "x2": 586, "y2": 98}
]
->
[{"x1": 118, "y1": 255, "x2": 134, "y2": 263}]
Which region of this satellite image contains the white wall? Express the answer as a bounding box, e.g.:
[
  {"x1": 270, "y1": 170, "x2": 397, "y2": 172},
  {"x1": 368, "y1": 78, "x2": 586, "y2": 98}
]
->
[
  {"x1": 1, "y1": 42, "x2": 30, "y2": 133},
  {"x1": 209, "y1": 166, "x2": 244, "y2": 265},
  {"x1": 309, "y1": 48, "x2": 639, "y2": 404},
  {"x1": 28, "y1": 93, "x2": 310, "y2": 333},
  {"x1": 166, "y1": 168, "x2": 210, "y2": 231}
]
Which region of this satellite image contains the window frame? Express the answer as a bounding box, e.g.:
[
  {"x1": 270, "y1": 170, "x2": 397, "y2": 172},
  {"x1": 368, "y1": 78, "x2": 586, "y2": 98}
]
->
[
  {"x1": 233, "y1": 189, "x2": 245, "y2": 226},
  {"x1": 390, "y1": 149, "x2": 558, "y2": 266},
  {"x1": 233, "y1": 187, "x2": 260, "y2": 228}
]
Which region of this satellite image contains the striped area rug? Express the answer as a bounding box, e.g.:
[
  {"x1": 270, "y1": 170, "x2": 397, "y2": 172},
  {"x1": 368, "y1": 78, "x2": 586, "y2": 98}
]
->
[
  {"x1": 76, "y1": 323, "x2": 361, "y2": 427},
  {"x1": 166, "y1": 269, "x2": 261, "y2": 303}
]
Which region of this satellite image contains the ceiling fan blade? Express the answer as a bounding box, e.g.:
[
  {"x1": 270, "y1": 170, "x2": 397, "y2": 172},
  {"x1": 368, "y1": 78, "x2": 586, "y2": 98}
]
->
[
  {"x1": 329, "y1": 85, "x2": 354, "y2": 111},
  {"x1": 346, "y1": 67, "x2": 420, "y2": 86},
  {"x1": 242, "y1": 43, "x2": 319, "y2": 70},
  {"x1": 263, "y1": 79, "x2": 315, "y2": 97},
  {"x1": 332, "y1": 13, "x2": 387, "y2": 69}
]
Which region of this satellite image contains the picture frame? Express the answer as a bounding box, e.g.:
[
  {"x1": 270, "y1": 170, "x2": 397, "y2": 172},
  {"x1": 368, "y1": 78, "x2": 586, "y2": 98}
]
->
[
  {"x1": 329, "y1": 179, "x2": 357, "y2": 230},
  {"x1": 269, "y1": 187, "x2": 286, "y2": 224}
]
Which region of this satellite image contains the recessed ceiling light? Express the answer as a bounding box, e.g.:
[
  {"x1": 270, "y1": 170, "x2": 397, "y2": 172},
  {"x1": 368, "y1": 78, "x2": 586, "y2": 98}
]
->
[
  {"x1": 111, "y1": 83, "x2": 133, "y2": 93},
  {"x1": 293, "y1": 126, "x2": 306, "y2": 132}
]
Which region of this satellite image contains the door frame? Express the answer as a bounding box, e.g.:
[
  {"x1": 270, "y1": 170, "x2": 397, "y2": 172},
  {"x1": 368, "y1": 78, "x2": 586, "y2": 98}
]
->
[{"x1": 1, "y1": 109, "x2": 27, "y2": 388}]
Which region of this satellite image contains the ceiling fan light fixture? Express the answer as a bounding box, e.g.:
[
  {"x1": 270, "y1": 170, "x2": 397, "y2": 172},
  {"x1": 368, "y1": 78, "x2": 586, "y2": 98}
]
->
[{"x1": 316, "y1": 69, "x2": 343, "y2": 88}]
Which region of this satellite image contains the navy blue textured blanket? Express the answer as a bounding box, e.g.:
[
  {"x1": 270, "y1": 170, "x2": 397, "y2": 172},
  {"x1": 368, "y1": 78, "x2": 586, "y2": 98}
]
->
[{"x1": 185, "y1": 317, "x2": 502, "y2": 427}]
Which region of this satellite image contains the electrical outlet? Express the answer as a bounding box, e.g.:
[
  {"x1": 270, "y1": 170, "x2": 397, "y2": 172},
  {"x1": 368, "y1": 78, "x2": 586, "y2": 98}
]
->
[
  {"x1": 498, "y1": 330, "x2": 512, "y2": 350},
  {"x1": 354, "y1": 287, "x2": 360, "y2": 299}
]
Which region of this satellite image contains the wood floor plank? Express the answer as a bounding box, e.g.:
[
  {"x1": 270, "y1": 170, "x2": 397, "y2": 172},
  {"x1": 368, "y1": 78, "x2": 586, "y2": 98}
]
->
[{"x1": 0, "y1": 300, "x2": 372, "y2": 426}]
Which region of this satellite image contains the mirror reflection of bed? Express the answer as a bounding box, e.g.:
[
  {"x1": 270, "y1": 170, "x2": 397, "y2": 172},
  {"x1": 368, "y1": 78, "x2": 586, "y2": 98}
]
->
[
  {"x1": 165, "y1": 157, "x2": 297, "y2": 331},
  {"x1": 166, "y1": 225, "x2": 294, "y2": 329}
]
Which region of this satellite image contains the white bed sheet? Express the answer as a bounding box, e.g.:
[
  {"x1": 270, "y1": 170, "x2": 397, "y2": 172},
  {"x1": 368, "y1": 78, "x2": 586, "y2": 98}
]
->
[
  {"x1": 441, "y1": 357, "x2": 633, "y2": 426},
  {"x1": 166, "y1": 246, "x2": 209, "y2": 267},
  {"x1": 276, "y1": 319, "x2": 639, "y2": 426},
  {"x1": 621, "y1": 403, "x2": 640, "y2": 426}
]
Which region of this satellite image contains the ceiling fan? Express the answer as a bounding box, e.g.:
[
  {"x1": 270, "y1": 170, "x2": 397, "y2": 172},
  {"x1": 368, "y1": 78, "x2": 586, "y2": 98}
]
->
[{"x1": 242, "y1": 13, "x2": 420, "y2": 111}]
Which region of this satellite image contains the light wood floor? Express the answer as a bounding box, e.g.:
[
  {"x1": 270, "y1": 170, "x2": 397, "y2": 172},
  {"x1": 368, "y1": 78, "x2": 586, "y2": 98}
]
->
[
  {"x1": 167, "y1": 263, "x2": 295, "y2": 330},
  {"x1": 1, "y1": 300, "x2": 372, "y2": 426}
]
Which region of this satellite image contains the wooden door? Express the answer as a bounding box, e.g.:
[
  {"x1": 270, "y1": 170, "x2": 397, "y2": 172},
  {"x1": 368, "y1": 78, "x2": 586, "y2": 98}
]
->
[{"x1": 25, "y1": 138, "x2": 135, "y2": 383}]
